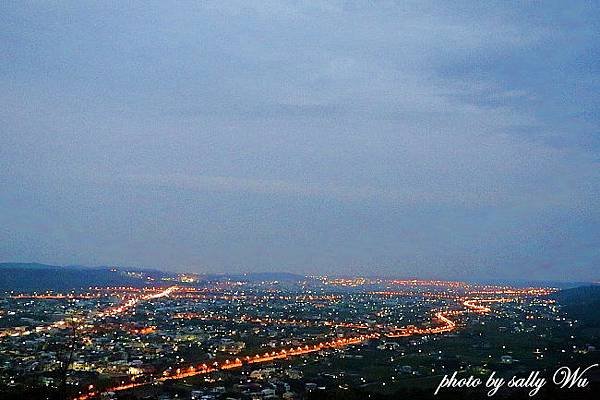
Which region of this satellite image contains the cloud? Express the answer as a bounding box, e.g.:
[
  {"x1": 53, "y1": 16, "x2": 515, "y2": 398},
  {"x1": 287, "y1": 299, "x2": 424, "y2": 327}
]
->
[
  {"x1": 115, "y1": 172, "x2": 500, "y2": 206},
  {"x1": 0, "y1": 1, "x2": 599, "y2": 279},
  {"x1": 113, "y1": 170, "x2": 595, "y2": 213}
]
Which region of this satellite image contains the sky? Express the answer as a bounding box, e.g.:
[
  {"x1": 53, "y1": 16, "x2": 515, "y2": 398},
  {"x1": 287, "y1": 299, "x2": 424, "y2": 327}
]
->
[{"x1": 1, "y1": 1, "x2": 599, "y2": 281}]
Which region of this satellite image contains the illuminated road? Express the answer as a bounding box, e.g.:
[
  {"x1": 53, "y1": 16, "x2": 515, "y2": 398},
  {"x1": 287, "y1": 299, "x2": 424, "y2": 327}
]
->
[
  {"x1": 463, "y1": 298, "x2": 512, "y2": 313},
  {"x1": 75, "y1": 295, "x2": 501, "y2": 399},
  {"x1": 75, "y1": 334, "x2": 380, "y2": 399},
  {"x1": 98, "y1": 285, "x2": 178, "y2": 317},
  {"x1": 2, "y1": 286, "x2": 179, "y2": 337},
  {"x1": 3, "y1": 281, "x2": 554, "y2": 400},
  {"x1": 13, "y1": 284, "x2": 546, "y2": 400}
]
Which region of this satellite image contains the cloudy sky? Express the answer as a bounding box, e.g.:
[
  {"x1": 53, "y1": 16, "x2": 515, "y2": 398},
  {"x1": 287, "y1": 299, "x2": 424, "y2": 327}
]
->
[{"x1": 1, "y1": 1, "x2": 598, "y2": 281}]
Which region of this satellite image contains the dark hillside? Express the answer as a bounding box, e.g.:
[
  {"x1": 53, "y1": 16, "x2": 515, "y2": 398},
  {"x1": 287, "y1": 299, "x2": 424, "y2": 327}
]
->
[{"x1": 0, "y1": 263, "x2": 144, "y2": 291}]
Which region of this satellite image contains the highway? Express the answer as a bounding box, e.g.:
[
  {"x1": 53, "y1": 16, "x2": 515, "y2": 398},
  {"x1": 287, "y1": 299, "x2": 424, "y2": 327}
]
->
[{"x1": 75, "y1": 294, "x2": 503, "y2": 399}]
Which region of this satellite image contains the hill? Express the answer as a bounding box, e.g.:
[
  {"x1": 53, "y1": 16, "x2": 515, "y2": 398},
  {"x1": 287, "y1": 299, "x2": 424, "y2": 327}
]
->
[
  {"x1": 0, "y1": 263, "x2": 148, "y2": 291},
  {"x1": 552, "y1": 285, "x2": 600, "y2": 328}
]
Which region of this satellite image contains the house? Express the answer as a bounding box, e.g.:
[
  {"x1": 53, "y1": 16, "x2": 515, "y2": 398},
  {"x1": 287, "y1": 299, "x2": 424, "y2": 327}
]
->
[{"x1": 500, "y1": 355, "x2": 513, "y2": 364}]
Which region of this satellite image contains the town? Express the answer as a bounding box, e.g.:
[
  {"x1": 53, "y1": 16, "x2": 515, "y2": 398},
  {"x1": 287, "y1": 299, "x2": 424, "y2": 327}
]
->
[{"x1": 2, "y1": 271, "x2": 596, "y2": 400}]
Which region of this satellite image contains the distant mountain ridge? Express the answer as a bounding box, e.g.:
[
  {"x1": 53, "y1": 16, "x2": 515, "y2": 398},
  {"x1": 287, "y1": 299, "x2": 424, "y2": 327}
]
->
[
  {"x1": 201, "y1": 271, "x2": 305, "y2": 282},
  {"x1": 0, "y1": 262, "x2": 148, "y2": 291},
  {"x1": 0, "y1": 262, "x2": 81, "y2": 270},
  {"x1": 0, "y1": 263, "x2": 306, "y2": 291}
]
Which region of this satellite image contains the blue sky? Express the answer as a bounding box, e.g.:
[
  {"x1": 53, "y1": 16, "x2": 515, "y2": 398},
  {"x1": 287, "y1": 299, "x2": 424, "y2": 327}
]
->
[{"x1": 1, "y1": 1, "x2": 598, "y2": 280}]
